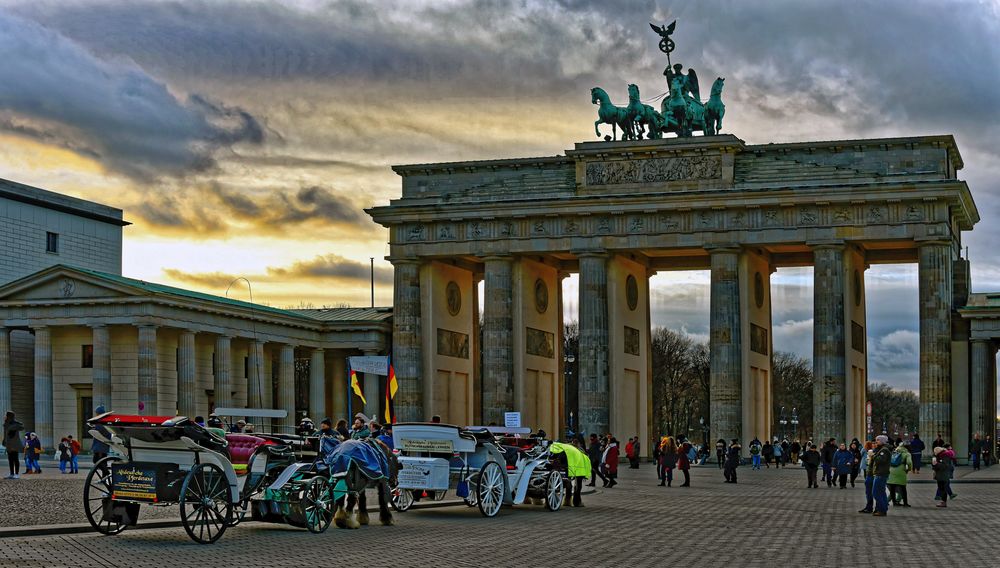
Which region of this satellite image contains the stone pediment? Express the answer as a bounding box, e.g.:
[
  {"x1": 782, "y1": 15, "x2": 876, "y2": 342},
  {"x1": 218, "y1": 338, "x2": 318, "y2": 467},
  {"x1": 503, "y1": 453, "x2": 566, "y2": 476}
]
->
[{"x1": 0, "y1": 266, "x2": 141, "y2": 302}]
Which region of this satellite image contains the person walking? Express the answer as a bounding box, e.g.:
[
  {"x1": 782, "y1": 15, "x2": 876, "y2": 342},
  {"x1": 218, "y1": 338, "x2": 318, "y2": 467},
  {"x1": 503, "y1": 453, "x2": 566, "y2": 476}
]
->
[
  {"x1": 932, "y1": 433, "x2": 946, "y2": 453},
  {"x1": 801, "y1": 443, "x2": 821, "y2": 488},
  {"x1": 631, "y1": 436, "x2": 641, "y2": 469},
  {"x1": 821, "y1": 439, "x2": 836, "y2": 486},
  {"x1": 68, "y1": 435, "x2": 81, "y2": 474},
  {"x1": 58, "y1": 437, "x2": 72, "y2": 474},
  {"x1": 932, "y1": 447, "x2": 951, "y2": 508},
  {"x1": 601, "y1": 437, "x2": 619, "y2": 488},
  {"x1": 677, "y1": 438, "x2": 692, "y2": 487},
  {"x1": 848, "y1": 439, "x2": 863, "y2": 487},
  {"x1": 970, "y1": 433, "x2": 983, "y2": 471},
  {"x1": 749, "y1": 439, "x2": 762, "y2": 470},
  {"x1": 773, "y1": 439, "x2": 784, "y2": 468},
  {"x1": 715, "y1": 438, "x2": 726, "y2": 469},
  {"x1": 909, "y1": 434, "x2": 925, "y2": 473},
  {"x1": 789, "y1": 440, "x2": 801, "y2": 465},
  {"x1": 780, "y1": 439, "x2": 790, "y2": 467},
  {"x1": 942, "y1": 443, "x2": 958, "y2": 500},
  {"x1": 23, "y1": 433, "x2": 42, "y2": 474},
  {"x1": 868, "y1": 435, "x2": 893, "y2": 516},
  {"x1": 761, "y1": 440, "x2": 773, "y2": 469},
  {"x1": 887, "y1": 441, "x2": 912, "y2": 507},
  {"x1": 586, "y1": 433, "x2": 607, "y2": 487},
  {"x1": 723, "y1": 439, "x2": 741, "y2": 483},
  {"x1": 859, "y1": 443, "x2": 875, "y2": 513},
  {"x1": 3, "y1": 411, "x2": 24, "y2": 479},
  {"x1": 984, "y1": 436, "x2": 993, "y2": 467},
  {"x1": 833, "y1": 443, "x2": 855, "y2": 489},
  {"x1": 658, "y1": 437, "x2": 677, "y2": 487}
]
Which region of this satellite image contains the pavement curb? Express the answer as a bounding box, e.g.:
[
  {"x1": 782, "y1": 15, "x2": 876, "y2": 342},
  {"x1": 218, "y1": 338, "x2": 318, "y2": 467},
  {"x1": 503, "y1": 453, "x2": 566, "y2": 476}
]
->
[{"x1": 0, "y1": 488, "x2": 599, "y2": 538}]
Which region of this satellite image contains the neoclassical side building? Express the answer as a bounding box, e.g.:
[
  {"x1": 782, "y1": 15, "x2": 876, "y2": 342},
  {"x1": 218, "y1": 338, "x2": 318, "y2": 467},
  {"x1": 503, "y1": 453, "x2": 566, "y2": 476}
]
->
[{"x1": 0, "y1": 179, "x2": 392, "y2": 450}]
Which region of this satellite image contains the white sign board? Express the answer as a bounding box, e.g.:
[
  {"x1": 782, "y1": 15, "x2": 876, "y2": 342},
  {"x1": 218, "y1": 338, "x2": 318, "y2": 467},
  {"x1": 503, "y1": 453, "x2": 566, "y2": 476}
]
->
[
  {"x1": 504, "y1": 412, "x2": 521, "y2": 428},
  {"x1": 396, "y1": 457, "x2": 450, "y2": 490},
  {"x1": 348, "y1": 356, "x2": 389, "y2": 376}
]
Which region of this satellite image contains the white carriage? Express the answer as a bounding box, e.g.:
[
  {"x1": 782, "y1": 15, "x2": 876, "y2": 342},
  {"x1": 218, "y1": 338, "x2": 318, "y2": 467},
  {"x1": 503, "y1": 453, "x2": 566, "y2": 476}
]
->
[{"x1": 390, "y1": 423, "x2": 566, "y2": 517}]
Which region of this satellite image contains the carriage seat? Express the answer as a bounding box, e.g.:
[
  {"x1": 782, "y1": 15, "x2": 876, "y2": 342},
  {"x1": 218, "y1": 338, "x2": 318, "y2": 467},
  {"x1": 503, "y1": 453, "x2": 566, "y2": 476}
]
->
[{"x1": 225, "y1": 434, "x2": 267, "y2": 474}]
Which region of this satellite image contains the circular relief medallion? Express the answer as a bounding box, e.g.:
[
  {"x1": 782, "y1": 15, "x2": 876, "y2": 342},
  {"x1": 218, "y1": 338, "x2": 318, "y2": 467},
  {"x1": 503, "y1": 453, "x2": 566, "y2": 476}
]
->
[
  {"x1": 754, "y1": 272, "x2": 764, "y2": 309},
  {"x1": 445, "y1": 281, "x2": 461, "y2": 316},
  {"x1": 626, "y1": 274, "x2": 638, "y2": 311},
  {"x1": 853, "y1": 270, "x2": 861, "y2": 307},
  {"x1": 534, "y1": 278, "x2": 549, "y2": 314}
]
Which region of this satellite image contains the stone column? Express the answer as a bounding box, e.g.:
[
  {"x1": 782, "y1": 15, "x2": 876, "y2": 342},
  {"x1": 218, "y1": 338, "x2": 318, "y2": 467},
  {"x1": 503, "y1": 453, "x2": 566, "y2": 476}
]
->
[
  {"x1": 309, "y1": 348, "x2": 325, "y2": 419},
  {"x1": 483, "y1": 256, "x2": 514, "y2": 426},
  {"x1": 33, "y1": 326, "x2": 53, "y2": 448},
  {"x1": 247, "y1": 340, "x2": 266, "y2": 409},
  {"x1": 918, "y1": 242, "x2": 953, "y2": 440},
  {"x1": 0, "y1": 328, "x2": 10, "y2": 418},
  {"x1": 970, "y1": 339, "x2": 990, "y2": 437},
  {"x1": 708, "y1": 247, "x2": 741, "y2": 445},
  {"x1": 362, "y1": 350, "x2": 380, "y2": 419},
  {"x1": 277, "y1": 345, "x2": 295, "y2": 432},
  {"x1": 214, "y1": 335, "x2": 233, "y2": 410},
  {"x1": 177, "y1": 330, "x2": 197, "y2": 419},
  {"x1": 136, "y1": 325, "x2": 158, "y2": 416},
  {"x1": 578, "y1": 252, "x2": 609, "y2": 436},
  {"x1": 812, "y1": 244, "x2": 846, "y2": 443},
  {"x1": 91, "y1": 325, "x2": 112, "y2": 413},
  {"x1": 331, "y1": 352, "x2": 347, "y2": 419},
  {"x1": 392, "y1": 260, "x2": 423, "y2": 422}
]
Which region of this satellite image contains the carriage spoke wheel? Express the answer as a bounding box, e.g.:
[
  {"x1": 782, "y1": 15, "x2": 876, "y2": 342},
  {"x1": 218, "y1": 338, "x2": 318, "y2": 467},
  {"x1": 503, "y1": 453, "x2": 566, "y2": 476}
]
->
[
  {"x1": 544, "y1": 471, "x2": 565, "y2": 511},
  {"x1": 83, "y1": 457, "x2": 126, "y2": 535},
  {"x1": 229, "y1": 499, "x2": 249, "y2": 527},
  {"x1": 304, "y1": 477, "x2": 333, "y2": 533},
  {"x1": 476, "y1": 462, "x2": 504, "y2": 518},
  {"x1": 179, "y1": 463, "x2": 233, "y2": 544},
  {"x1": 390, "y1": 482, "x2": 413, "y2": 512}
]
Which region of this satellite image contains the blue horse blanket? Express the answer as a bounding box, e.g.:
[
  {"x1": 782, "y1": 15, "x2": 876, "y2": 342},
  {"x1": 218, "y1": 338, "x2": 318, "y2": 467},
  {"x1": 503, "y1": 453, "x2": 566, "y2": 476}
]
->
[{"x1": 323, "y1": 438, "x2": 391, "y2": 480}]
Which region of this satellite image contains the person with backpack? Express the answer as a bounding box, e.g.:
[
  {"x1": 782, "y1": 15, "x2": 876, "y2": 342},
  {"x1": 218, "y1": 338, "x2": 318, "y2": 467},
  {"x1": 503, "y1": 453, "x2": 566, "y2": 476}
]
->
[
  {"x1": 773, "y1": 439, "x2": 784, "y2": 468},
  {"x1": 22, "y1": 433, "x2": 42, "y2": 474},
  {"x1": 887, "y1": 441, "x2": 912, "y2": 507},
  {"x1": 749, "y1": 439, "x2": 762, "y2": 470}
]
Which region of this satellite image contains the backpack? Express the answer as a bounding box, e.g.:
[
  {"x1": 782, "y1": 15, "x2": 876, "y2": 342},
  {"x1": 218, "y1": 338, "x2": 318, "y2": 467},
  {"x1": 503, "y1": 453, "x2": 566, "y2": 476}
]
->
[{"x1": 890, "y1": 451, "x2": 903, "y2": 467}]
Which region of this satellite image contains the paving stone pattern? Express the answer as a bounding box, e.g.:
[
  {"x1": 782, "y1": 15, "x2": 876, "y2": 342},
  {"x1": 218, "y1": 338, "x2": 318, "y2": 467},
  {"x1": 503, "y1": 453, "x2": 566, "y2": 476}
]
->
[{"x1": 1, "y1": 465, "x2": 997, "y2": 567}]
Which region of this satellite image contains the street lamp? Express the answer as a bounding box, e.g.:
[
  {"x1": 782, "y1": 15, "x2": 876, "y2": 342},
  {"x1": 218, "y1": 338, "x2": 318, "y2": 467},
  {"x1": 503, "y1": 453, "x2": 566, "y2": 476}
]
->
[
  {"x1": 778, "y1": 406, "x2": 787, "y2": 441},
  {"x1": 563, "y1": 351, "x2": 576, "y2": 437},
  {"x1": 790, "y1": 407, "x2": 799, "y2": 440}
]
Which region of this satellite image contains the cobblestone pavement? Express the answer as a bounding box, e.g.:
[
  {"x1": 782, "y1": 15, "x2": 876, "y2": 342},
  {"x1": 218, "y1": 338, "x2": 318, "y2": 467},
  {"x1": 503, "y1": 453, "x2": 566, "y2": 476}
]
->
[{"x1": 1, "y1": 464, "x2": 997, "y2": 567}]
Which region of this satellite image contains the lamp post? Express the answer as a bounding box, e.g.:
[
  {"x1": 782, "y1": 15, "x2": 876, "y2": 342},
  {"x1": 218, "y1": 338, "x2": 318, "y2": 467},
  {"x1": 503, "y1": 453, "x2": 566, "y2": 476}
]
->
[
  {"x1": 790, "y1": 407, "x2": 799, "y2": 440},
  {"x1": 778, "y1": 406, "x2": 787, "y2": 441},
  {"x1": 563, "y1": 351, "x2": 576, "y2": 438}
]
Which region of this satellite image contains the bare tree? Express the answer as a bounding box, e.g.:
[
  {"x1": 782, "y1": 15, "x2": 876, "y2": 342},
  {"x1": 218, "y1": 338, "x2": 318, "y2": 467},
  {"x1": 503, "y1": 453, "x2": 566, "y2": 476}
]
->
[
  {"x1": 651, "y1": 328, "x2": 702, "y2": 438},
  {"x1": 867, "y1": 382, "x2": 919, "y2": 438},
  {"x1": 771, "y1": 351, "x2": 814, "y2": 440}
]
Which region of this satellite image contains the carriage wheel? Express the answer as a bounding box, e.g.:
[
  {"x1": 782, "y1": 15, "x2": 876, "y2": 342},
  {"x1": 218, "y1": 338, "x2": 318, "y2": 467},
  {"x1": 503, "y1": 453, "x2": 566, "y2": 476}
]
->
[
  {"x1": 229, "y1": 499, "x2": 249, "y2": 527},
  {"x1": 544, "y1": 471, "x2": 565, "y2": 512},
  {"x1": 432, "y1": 489, "x2": 447, "y2": 501},
  {"x1": 179, "y1": 463, "x2": 233, "y2": 544},
  {"x1": 476, "y1": 462, "x2": 504, "y2": 518},
  {"x1": 83, "y1": 457, "x2": 126, "y2": 536},
  {"x1": 303, "y1": 477, "x2": 333, "y2": 533},
  {"x1": 389, "y1": 483, "x2": 413, "y2": 512}
]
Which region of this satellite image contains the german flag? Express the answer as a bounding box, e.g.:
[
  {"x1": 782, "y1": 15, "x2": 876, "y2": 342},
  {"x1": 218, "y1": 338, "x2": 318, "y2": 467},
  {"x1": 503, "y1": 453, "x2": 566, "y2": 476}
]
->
[
  {"x1": 384, "y1": 359, "x2": 398, "y2": 424},
  {"x1": 350, "y1": 369, "x2": 366, "y2": 405}
]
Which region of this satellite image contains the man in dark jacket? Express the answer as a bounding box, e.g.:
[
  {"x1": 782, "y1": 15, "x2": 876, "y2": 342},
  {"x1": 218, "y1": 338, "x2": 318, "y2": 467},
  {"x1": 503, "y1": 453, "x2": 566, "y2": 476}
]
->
[
  {"x1": 821, "y1": 439, "x2": 836, "y2": 486},
  {"x1": 867, "y1": 435, "x2": 893, "y2": 516},
  {"x1": 586, "y1": 433, "x2": 607, "y2": 486},
  {"x1": 970, "y1": 433, "x2": 983, "y2": 471},
  {"x1": 715, "y1": 439, "x2": 726, "y2": 469},
  {"x1": 723, "y1": 439, "x2": 741, "y2": 483},
  {"x1": 801, "y1": 443, "x2": 821, "y2": 488},
  {"x1": 3, "y1": 411, "x2": 24, "y2": 479},
  {"x1": 909, "y1": 434, "x2": 925, "y2": 473}
]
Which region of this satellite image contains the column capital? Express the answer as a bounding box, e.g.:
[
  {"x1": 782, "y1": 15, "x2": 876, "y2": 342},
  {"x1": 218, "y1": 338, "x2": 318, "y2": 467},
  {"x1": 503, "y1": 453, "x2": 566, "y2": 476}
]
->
[
  {"x1": 480, "y1": 254, "x2": 513, "y2": 263},
  {"x1": 915, "y1": 238, "x2": 953, "y2": 248},
  {"x1": 572, "y1": 249, "x2": 608, "y2": 259},
  {"x1": 387, "y1": 257, "x2": 423, "y2": 266},
  {"x1": 89, "y1": 323, "x2": 108, "y2": 329},
  {"x1": 134, "y1": 323, "x2": 158, "y2": 329},
  {"x1": 971, "y1": 337, "x2": 992, "y2": 345},
  {"x1": 704, "y1": 244, "x2": 742, "y2": 255},
  {"x1": 807, "y1": 240, "x2": 846, "y2": 251},
  {"x1": 311, "y1": 347, "x2": 325, "y2": 354}
]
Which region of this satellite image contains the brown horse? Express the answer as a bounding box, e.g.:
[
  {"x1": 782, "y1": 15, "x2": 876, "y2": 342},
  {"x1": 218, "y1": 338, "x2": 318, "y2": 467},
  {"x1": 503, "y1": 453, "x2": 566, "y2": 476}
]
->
[{"x1": 331, "y1": 438, "x2": 399, "y2": 529}]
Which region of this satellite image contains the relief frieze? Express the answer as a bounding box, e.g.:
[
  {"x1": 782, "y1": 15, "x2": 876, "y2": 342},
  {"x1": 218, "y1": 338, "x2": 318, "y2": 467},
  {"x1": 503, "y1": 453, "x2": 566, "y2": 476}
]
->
[{"x1": 585, "y1": 155, "x2": 722, "y2": 186}]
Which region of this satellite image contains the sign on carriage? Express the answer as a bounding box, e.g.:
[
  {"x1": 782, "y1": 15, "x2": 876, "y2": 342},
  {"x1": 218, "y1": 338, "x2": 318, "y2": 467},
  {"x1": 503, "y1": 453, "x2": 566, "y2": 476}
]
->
[
  {"x1": 504, "y1": 412, "x2": 522, "y2": 428},
  {"x1": 400, "y1": 438, "x2": 454, "y2": 453},
  {"x1": 111, "y1": 463, "x2": 164, "y2": 502},
  {"x1": 348, "y1": 355, "x2": 389, "y2": 376},
  {"x1": 396, "y1": 457, "x2": 450, "y2": 490}
]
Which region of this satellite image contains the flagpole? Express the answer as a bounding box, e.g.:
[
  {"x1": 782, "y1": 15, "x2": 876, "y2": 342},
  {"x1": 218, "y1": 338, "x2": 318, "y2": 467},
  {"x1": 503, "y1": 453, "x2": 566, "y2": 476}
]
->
[{"x1": 347, "y1": 359, "x2": 352, "y2": 420}]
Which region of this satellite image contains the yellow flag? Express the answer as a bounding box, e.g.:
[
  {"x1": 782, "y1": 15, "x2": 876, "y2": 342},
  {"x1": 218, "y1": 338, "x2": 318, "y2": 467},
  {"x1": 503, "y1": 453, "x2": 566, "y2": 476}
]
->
[{"x1": 350, "y1": 370, "x2": 366, "y2": 404}]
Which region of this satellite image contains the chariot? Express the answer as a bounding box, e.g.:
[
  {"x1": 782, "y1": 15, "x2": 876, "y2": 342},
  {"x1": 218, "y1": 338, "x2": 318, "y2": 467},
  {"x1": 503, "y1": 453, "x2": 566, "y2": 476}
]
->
[{"x1": 390, "y1": 423, "x2": 566, "y2": 517}]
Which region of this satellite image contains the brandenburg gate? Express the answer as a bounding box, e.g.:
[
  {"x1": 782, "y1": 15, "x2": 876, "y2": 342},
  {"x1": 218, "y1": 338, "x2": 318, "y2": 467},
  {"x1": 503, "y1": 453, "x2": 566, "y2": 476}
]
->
[{"x1": 367, "y1": 133, "x2": 979, "y2": 448}]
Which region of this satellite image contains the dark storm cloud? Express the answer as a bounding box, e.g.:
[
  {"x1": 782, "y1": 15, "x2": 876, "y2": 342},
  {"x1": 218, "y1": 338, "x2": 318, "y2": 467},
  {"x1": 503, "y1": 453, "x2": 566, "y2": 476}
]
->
[
  {"x1": 266, "y1": 254, "x2": 393, "y2": 285},
  {"x1": 132, "y1": 182, "x2": 374, "y2": 237},
  {"x1": 0, "y1": 11, "x2": 263, "y2": 180}
]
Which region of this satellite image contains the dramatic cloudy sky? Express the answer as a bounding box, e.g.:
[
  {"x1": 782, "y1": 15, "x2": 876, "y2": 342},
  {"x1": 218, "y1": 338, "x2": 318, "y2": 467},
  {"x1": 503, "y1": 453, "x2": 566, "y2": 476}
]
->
[{"x1": 1, "y1": 0, "x2": 998, "y2": 394}]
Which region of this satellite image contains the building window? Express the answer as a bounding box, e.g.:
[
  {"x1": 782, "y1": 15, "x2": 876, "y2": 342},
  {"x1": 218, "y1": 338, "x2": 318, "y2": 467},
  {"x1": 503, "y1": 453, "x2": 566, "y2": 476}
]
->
[
  {"x1": 46, "y1": 232, "x2": 59, "y2": 253},
  {"x1": 82, "y1": 344, "x2": 94, "y2": 368}
]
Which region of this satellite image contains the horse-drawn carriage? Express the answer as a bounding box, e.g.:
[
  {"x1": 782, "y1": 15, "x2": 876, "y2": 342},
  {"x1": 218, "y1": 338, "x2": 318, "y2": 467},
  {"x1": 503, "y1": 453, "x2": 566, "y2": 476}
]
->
[{"x1": 390, "y1": 424, "x2": 566, "y2": 517}]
